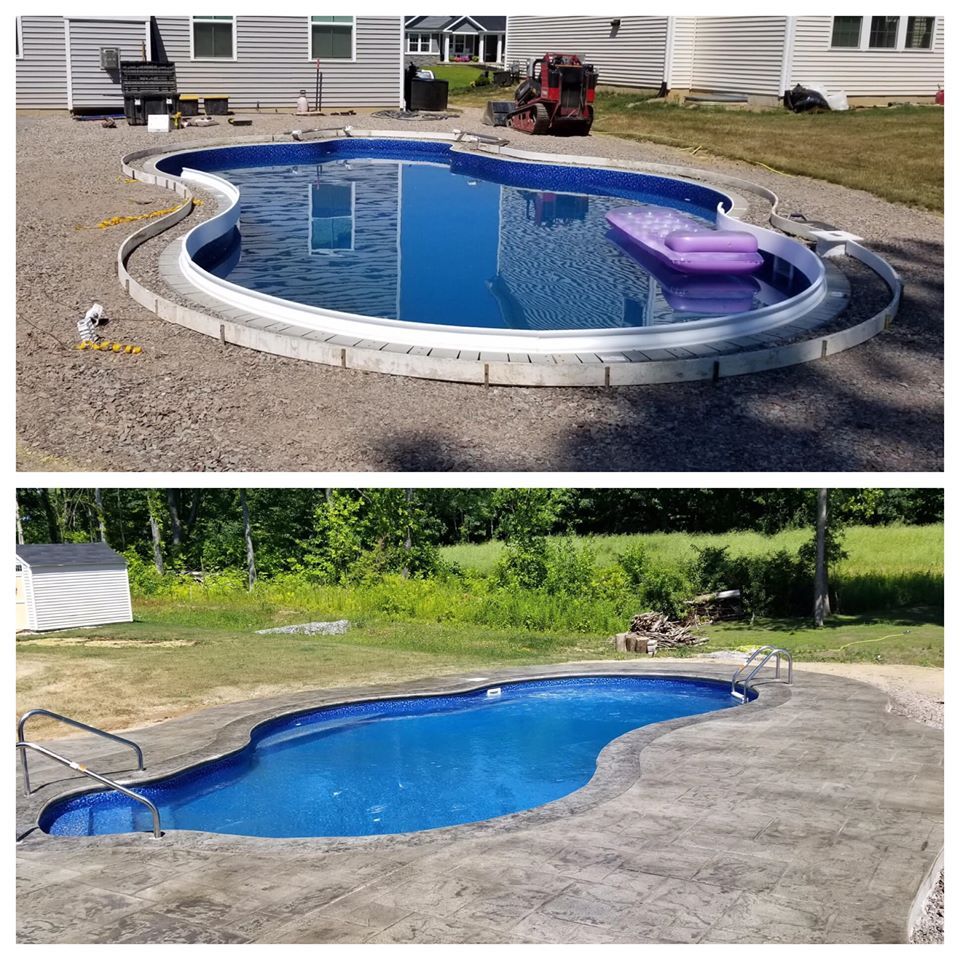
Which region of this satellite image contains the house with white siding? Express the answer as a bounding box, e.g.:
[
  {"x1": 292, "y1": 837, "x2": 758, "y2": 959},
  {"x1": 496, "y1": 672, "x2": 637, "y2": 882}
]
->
[
  {"x1": 16, "y1": 15, "x2": 405, "y2": 112},
  {"x1": 404, "y1": 16, "x2": 506, "y2": 67},
  {"x1": 505, "y1": 15, "x2": 944, "y2": 103},
  {"x1": 16, "y1": 543, "x2": 133, "y2": 632}
]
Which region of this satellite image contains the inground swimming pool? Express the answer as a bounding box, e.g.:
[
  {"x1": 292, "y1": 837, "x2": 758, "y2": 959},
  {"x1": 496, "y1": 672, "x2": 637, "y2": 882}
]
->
[
  {"x1": 150, "y1": 138, "x2": 829, "y2": 356},
  {"x1": 39, "y1": 675, "x2": 748, "y2": 839}
]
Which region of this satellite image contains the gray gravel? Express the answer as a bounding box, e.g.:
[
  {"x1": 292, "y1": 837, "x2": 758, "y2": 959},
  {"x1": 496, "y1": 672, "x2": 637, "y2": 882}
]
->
[{"x1": 16, "y1": 109, "x2": 942, "y2": 471}]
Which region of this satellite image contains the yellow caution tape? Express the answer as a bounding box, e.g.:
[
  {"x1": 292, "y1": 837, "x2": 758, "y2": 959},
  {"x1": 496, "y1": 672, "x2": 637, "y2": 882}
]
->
[
  {"x1": 97, "y1": 197, "x2": 203, "y2": 230},
  {"x1": 76, "y1": 340, "x2": 143, "y2": 354}
]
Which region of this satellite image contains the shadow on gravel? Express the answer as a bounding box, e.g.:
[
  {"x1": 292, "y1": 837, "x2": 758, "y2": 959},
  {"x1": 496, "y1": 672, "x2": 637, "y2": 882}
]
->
[{"x1": 372, "y1": 351, "x2": 942, "y2": 472}]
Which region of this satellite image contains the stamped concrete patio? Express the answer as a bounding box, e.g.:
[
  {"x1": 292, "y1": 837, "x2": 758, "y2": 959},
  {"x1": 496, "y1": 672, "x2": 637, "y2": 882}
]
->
[{"x1": 15, "y1": 662, "x2": 943, "y2": 944}]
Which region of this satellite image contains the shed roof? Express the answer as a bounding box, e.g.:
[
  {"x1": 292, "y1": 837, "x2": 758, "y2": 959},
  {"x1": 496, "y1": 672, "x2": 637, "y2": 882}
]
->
[{"x1": 16, "y1": 542, "x2": 128, "y2": 569}]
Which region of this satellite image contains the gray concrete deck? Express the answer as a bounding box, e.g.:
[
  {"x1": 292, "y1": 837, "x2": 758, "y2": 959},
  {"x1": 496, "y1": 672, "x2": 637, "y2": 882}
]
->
[{"x1": 16, "y1": 662, "x2": 943, "y2": 944}]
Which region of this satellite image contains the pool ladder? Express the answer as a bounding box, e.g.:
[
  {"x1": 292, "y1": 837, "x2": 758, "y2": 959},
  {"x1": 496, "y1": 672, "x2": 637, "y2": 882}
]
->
[
  {"x1": 731, "y1": 646, "x2": 793, "y2": 703},
  {"x1": 16, "y1": 709, "x2": 162, "y2": 838}
]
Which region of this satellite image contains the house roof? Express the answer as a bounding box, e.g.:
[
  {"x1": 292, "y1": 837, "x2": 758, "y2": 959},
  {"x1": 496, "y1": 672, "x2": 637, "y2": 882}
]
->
[
  {"x1": 17, "y1": 542, "x2": 127, "y2": 569},
  {"x1": 405, "y1": 15, "x2": 506, "y2": 33}
]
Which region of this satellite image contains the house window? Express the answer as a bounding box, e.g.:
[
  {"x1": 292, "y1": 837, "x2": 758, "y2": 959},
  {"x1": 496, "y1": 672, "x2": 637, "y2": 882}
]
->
[
  {"x1": 310, "y1": 16, "x2": 353, "y2": 60},
  {"x1": 830, "y1": 16, "x2": 863, "y2": 48},
  {"x1": 192, "y1": 16, "x2": 235, "y2": 59},
  {"x1": 452, "y1": 34, "x2": 476, "y2": 58},
  {"x1": 868, "y1": 16, "x2": 899, "y2": 49},
  {"x1": 905, "y1": 16, "x2": 935, "y2": 49},
  {"x1": 16, "y1": 16, "x2": 23, "y2": 59},
  {"x1": 407, "y1": 32, "x2": 433, "y2": 54},
  {"x1": 310, "y1": 182, "x2": 354, "y2": 251}
]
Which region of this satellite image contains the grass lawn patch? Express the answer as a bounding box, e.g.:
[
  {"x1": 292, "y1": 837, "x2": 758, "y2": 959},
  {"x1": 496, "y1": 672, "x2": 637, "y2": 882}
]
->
[
  {"x1": 16, "y1": 605, "x2": 941, "y2": 737},
  {"x1": 593, "y1": 95, "x2": 943, "y2": 211},
  {"x1": 673, "y1": 607, "x2": 943, "y2": 666}
]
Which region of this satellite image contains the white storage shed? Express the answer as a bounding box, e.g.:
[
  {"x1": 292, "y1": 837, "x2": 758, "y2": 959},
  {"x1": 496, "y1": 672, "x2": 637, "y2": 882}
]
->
[{"x1": 16, "y1": 543, "x2": 133, "y2": 632}]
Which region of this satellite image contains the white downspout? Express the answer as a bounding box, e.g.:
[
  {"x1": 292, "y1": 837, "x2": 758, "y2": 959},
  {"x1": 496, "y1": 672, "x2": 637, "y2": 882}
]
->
[
  {"x1": 64, "y1": 18, "x2": 73, "y2": 111},
  {"x1": 779, "y1": 16, "x2": 797, "y2": 99},
  {"x1": 664, "y1": 16, "x2": 675, "y2": 90}
]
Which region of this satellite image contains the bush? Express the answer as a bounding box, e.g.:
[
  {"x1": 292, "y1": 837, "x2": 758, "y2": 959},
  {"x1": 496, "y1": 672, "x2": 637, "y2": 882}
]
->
[
  {"x1": 544, "y1": 538, "x2": 596, "y2": 596},
  {"x1": 616, "y1": 543, "x2": 649, "y2": 588},
  {"x1": 123, "y1": 550, "x2": 167, "y2": 596},
  {"x1": 636, "y1": 564, "x2": 692, "y2": 620}
]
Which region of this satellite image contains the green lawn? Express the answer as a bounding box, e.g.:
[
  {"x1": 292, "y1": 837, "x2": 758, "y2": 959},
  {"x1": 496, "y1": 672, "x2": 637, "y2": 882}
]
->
[
  {"x1": 595, "y1": 95, "x2": 943, "y2": 211},
  {"x1": 444, "y1": 76, "x2": 944, "y2": 211},
  {"x1": 440, "y1": 524, "x2": 944, "y2": 577},
  {"x1": 16, "y1": 603, "x2": 942, "y2": 738}
]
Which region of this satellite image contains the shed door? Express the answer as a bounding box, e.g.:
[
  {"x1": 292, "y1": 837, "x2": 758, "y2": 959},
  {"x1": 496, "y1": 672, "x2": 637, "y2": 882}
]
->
[
  {"x1": 67, "y1": 18, "x2": 149, "y2": 110},
  {"x1": 16, "y1": 571, "x2": 28, "y2": 630}
]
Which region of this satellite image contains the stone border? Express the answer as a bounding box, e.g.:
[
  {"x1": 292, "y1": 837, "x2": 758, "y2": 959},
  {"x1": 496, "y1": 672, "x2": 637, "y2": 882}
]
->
[
  {"x1": 18, "y1": 665, "x2": 787, "y2": 849},
  {"x1": 117, "y1": 132, "x2": 900, "y2": 387}
]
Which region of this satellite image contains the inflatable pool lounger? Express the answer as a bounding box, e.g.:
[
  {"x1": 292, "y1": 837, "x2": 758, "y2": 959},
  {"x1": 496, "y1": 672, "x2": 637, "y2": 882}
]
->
[{"x1": 606, "y1": 206, "x2": 764, "y2": 275}]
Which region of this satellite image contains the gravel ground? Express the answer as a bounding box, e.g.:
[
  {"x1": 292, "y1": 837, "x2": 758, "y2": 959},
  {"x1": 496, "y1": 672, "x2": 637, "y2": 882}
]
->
[{"x1": 16, "y1": 109, "x2": 942, "y2": 471}]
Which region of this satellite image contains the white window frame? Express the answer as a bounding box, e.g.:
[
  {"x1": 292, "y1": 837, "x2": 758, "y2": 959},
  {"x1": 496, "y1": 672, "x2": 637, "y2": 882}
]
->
[
  {"x1": 828, "y1": 15, "x2": 937, "y2": 52},
  {"x1": 307, "y1": 181, "x2": 356, "y2": 255},
  {"x1": 307, "y1": 15, "x2": 356, "y2": 63},
  {"x1": 407, "y1": 31, "x2": 433, "y2": 54},
  {"x1": 16, "y1": 16, "x2": 23, "y2": 60},
  {"x1": 902, "y1": 16, "x2": 937, "y2": 51},
  {"x1": 190, "y1": 15, "x2": 237, "y2": 62}
]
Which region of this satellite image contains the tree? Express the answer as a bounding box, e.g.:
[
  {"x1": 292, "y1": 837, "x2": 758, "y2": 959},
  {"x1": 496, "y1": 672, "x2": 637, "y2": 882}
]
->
[
  {"x1": 145, "y1": 490, "x2": 165, "y2": 574},
  {"x1": 813, "y1": 488, "x2": 830, "y2": 627},
  {"x1": 93, "y1": 488, "x2": 108, "y2": 543},
  {"x1": 240, "y1": 489, "x2": 257, "y2": 591}
]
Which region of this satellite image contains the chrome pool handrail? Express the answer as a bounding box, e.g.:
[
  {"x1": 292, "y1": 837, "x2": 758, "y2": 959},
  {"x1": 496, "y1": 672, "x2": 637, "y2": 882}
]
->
[
  {"x1": 15, "y1": 741, "x2": 162, "y2": 839},
  {"x1": 17, "y1": 709, "x2": 145, "y2": 796},
  {"x1": 732, "y1": 647, "x2": 793, "y2": 702}
]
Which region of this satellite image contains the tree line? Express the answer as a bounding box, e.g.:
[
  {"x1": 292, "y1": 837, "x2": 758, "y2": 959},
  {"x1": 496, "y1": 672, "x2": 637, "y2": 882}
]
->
[{"x1": 15, "y1": 488, "x2": 942, "y2": 587}]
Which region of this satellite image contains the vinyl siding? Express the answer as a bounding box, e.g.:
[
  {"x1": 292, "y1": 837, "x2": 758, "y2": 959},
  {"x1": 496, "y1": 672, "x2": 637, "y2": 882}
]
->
[
  {"x1": 788, "y1": 16, "x2": 944, "y2": 97},
  {"x1": 154, "y1": 16, "x2": 402, "y2": 108},
  {"x1": 23, "y1": 565, "x2": 133, "y2": 631},
  {"x1": 505, "y1": 16, "x2": 668, "y2": 88},
  {"x1": 68, "y1": 18, "x2": 149, "y2": 110},
  {"x1": 685, "y1": 17, "x2": 788, "y2": 96},
  {"x1": 16, "y1": 16, "x2": 68, "y2": 109}
]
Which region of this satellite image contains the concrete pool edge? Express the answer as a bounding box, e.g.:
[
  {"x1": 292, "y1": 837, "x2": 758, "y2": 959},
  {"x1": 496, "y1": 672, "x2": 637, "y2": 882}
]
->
[
  {"x1": 116, "y1": 132, "x2": 898, "y2": 387},
  {"x1": 16, "y1": 662, "x2": 943, "y2": 944},
  {"x1": 21, "y1": 667, "x2": 781, "y2": 846}
]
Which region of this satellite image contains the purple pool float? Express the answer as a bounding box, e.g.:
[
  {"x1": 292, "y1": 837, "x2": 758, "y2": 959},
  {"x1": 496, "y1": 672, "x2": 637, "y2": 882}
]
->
[{"x1": 606, "y1": 206, "x2": 764, "y2": 275}]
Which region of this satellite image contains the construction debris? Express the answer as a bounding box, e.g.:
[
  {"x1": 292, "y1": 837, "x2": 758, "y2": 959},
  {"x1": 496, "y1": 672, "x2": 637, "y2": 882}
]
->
[
  {"x1": 685, "y1": 588, "x2": 744, "y2": 622},
  {"x1": 612, "y1": 611, "x2": 709, "y2": 655}
]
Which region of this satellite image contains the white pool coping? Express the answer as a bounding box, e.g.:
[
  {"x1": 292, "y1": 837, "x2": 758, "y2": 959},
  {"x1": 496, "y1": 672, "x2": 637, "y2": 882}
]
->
[{"x1": 118, "y1": 130, "x2": 901, "y2": 387}]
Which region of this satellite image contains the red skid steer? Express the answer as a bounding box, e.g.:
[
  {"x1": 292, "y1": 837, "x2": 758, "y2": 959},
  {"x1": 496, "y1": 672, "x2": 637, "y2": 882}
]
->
[{"x1": 483, "y1": 53, "x2": 598, "y2": 135}]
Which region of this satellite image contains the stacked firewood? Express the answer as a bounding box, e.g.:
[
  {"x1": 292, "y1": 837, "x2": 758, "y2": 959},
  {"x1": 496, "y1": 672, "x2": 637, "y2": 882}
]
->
[{"x1": 613, "y1": 611, "x2": 709, "y2": 655}]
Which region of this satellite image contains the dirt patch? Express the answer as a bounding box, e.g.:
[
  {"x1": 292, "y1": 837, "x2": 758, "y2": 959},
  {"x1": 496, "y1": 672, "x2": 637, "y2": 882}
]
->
[
  {"x1": 16, "y1": 110, "x2": 942, "y2": 471},
  {"x1": 18, "y1": 637, "x2": 196, "y2": 649}
]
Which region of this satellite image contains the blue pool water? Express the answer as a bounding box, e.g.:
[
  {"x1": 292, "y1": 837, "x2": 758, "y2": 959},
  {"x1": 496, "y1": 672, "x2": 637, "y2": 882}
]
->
[
  {"x1": 158, "y1": 140, "x2": 810, "y2": 331},
  {"x1": 40, "y1": 676, "x2": 745, "y2": 839}
]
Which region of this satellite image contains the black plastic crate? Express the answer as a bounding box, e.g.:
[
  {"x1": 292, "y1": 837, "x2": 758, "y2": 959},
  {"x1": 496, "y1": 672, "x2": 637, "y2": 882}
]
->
[
  {"x1": 120, "y1": 60, "x2": 176, "y2": 80},
  {"x1": 203, "y1": 95, "x2": 229, "y2": 115},
  {"x1": 409, "y1": 79, "x2": 449, "y2": 111},
  {"x1": 120, "y1": 61, "x2": 177, "y2": 96},
  {"x1": 121, "y1": 81, "x2": 178, "y2": 98},
  {"x1": 123, "y1": 94, "x2": 178, "y2": 126},
  {"x1": 179, "y1": 94, "x2": 200, "y2": 117}
]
